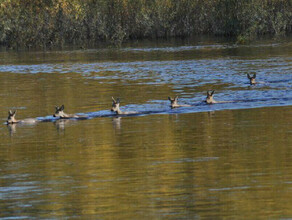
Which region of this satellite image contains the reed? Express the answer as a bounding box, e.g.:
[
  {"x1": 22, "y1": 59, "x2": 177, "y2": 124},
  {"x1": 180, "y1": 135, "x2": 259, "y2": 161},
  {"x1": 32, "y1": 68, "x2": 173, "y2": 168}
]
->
[{"x1": 0, "y1": 0, "x2": 291, "y2": 49}]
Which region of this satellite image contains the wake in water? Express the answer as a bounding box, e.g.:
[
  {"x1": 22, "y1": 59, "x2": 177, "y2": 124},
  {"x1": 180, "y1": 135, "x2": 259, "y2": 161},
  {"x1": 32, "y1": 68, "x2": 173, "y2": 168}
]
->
[
  {"x1": 2, "y1": 43, "x2": 292, "y2": 127},
  {"x1": 5, "y1": 86, "x2": 292, "y2": 127}
]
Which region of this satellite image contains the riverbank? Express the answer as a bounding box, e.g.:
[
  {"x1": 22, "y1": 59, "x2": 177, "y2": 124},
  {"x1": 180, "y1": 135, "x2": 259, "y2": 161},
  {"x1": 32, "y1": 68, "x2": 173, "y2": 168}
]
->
[{"x1": 1, "y1": 0, "x2": 292, "y2": 50}]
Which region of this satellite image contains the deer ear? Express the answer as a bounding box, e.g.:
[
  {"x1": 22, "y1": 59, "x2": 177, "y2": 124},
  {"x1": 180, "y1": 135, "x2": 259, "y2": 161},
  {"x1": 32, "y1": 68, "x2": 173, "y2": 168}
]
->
[
  {"x1": 247, "y1": 74, "x2": 251, "y2": 79},
  {"x1": 55, "y1": 106, "x2": 59, "y2": 110},
  {"x1": 13, "y1": 110, "x2": 17, "y2": 115},
  {"x1": 211, "y1": 90, "x2": 215, "y2": 95},
  {"x1": 9, "y1": 110, "x2": 12, "y2": 115},
  {"x1": 60, "y1": 105, "x2": 64, "y2": 110},
  {"x1": 175, "y1": 96, "x2": 178, "y2": 100},
  {"x1": 112, "y1": 97, "x2": 116, "y2": 103},
  {"x1": 168, "y1": 97, "x2": 171, "y2": 101},
  {"x1": 116, "y1": 98, "x2": 120, "y2": 104}
]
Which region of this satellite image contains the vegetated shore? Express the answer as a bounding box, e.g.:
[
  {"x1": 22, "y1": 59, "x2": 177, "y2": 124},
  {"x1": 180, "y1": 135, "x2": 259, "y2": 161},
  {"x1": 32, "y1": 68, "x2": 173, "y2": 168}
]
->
[{"x1": 0, "y1": 0, "x2": 291, "y2": 50}]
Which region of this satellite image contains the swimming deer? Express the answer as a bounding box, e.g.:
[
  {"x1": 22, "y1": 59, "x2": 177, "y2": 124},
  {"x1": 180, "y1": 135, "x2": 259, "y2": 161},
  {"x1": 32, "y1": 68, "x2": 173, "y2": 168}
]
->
[
  {"x1": 205, "y1": 90, "x2": 233, "y2": 104},
  {"x1": 168, "y1": 96, "x2": 191, "y2": 108},
  {"x1": 206, "y1": 91, "x2": 217, "y2": 104},
  {"x1": 53, "y1": 105, "x2": 87, "y2": 119},
  {"x1": 6, "y1": 110, "x2": 38, "y2": 124},
  {"x1": 247, "y1": 73, "x2": 256, "y2": 85},
  {"x1": 111, "y1": 97, "x2": 138, "y2": 115}
]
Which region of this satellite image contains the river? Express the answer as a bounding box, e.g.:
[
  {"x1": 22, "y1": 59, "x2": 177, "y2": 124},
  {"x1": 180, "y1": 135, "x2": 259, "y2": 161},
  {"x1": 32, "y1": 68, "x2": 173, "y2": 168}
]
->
[{"x1": 0, "y1": 37, "x2": 292, "y2": 218}]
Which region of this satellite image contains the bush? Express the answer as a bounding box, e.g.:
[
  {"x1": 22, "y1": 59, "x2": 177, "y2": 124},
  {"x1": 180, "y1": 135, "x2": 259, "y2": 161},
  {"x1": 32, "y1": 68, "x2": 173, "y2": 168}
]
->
[{"x1": 0, "y1": 0, "x2": 291, "y2": 49}]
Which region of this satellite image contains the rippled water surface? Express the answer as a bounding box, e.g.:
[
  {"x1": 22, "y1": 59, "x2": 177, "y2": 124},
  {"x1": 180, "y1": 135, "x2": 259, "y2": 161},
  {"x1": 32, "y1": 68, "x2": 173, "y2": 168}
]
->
[{"x1": 1, "y1": 38, "x2": 292, "y2": 219}]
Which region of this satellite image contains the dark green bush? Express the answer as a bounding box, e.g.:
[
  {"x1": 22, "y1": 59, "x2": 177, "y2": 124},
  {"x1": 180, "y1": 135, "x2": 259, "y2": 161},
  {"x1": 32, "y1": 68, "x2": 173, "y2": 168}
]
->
[{"x1": 0, "y1": 0, "x2": 291, "y2": 49}]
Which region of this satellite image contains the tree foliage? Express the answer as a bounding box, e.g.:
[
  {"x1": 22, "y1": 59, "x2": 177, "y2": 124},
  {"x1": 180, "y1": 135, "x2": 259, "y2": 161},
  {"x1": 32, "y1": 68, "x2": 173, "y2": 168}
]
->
[{"x1": 0, "y1": 0, "x2": 291, "y2": 49}]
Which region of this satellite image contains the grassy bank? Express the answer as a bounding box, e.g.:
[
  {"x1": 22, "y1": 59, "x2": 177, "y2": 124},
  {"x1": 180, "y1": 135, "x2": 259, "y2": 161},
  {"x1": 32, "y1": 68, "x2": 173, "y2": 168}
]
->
[{"x1": 0, "y1": 0, "x2": 292, "y2": 49}]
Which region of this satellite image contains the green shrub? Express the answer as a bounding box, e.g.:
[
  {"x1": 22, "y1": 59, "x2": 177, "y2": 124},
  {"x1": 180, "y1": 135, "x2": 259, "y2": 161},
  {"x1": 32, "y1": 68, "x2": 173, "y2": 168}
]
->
[{"x1": 0, "y1": 0, "x2": 291, "y2": 49}]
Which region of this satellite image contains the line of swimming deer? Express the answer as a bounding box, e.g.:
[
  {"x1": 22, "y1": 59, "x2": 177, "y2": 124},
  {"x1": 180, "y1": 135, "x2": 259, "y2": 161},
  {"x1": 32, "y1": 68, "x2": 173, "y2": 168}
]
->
[
  {"x1": 5, "y1": 74, "x2": 258, "y2": 123},
  {"x1": 4, "y1": 91, "x2": 238, "y2": 123}
]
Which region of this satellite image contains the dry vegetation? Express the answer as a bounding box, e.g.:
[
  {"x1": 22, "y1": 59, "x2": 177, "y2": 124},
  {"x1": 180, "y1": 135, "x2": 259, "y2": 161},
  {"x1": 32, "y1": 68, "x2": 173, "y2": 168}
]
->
[{"x1": 0, "y1": 0, "x2": 291, "y2": 49}]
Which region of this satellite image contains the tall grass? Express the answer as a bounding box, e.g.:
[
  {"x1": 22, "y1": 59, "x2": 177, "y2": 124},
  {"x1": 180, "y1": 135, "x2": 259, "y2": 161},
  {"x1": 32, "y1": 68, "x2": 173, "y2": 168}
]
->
[{"x1": 0, "y1": 0, "x2": 291, "y2": 49}]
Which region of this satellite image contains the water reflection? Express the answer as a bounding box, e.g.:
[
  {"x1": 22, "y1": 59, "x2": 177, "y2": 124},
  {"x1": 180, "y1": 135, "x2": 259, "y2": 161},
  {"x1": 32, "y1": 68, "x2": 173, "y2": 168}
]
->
[
  {"x1": 112, "y1": 117, "x2": 122, "y2": 130},
  {"x1": 6, "y1": 124, "x2": 17, "y2": 136},
  {"x1": 1, "y1": 38, "x2": 292, "y2": 218},
  {"x1": 53, "y1": 119, "x2": 74, "y2": 133}
]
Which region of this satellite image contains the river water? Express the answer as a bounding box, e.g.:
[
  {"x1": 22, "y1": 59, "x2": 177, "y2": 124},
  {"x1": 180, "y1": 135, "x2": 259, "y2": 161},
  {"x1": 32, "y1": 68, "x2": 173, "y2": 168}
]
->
[{"x1": 0, "y1": 38, "x2": 292, "y2": 219}]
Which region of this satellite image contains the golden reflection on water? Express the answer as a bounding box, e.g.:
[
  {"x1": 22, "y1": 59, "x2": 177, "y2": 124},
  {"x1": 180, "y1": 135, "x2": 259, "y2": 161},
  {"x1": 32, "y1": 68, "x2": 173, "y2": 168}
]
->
[
  {"x1": 1, "y1": 40, "x2": 292, "y2": 218},
  {"x1": 1, "y1": 105, "x2": 292, "y2": 218}
]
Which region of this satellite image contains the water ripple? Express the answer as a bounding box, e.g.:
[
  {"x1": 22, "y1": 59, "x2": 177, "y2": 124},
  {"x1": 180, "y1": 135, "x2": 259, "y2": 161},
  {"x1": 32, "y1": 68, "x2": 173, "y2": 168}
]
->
[{"x1": 1, "y1": 48, "x2": 292, "y2": 115}]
